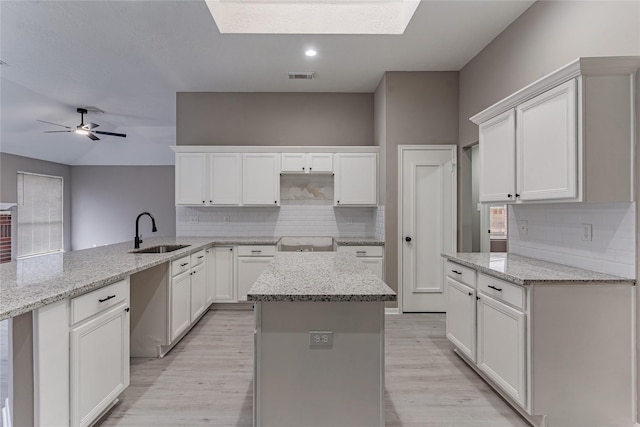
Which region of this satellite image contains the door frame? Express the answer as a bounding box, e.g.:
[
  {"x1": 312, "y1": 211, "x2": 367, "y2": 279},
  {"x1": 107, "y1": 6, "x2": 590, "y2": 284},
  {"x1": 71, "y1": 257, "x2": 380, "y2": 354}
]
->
[{"x1": 397, "y1": 145, "x2": 457, "y2": 314}]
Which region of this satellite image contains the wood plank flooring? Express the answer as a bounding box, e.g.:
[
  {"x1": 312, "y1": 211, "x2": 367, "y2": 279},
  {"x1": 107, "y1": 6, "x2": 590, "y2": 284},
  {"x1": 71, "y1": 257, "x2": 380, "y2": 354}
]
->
[{"x1": 99, "y1": 310, "x2": 530, "y2": 427}]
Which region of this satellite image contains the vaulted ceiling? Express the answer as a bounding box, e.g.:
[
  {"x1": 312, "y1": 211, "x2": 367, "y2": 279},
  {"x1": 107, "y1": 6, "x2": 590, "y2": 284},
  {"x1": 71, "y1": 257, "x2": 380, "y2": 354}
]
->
[{"x1": 0, "y1": 1, "x2": 534, "y2": 165}]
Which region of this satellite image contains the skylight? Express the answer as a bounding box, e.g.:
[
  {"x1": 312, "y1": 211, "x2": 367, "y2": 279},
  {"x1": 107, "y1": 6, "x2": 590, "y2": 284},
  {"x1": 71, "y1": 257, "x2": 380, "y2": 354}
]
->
[{"x1": 205, "y1": 0, "x2": 420, "y2": 34}]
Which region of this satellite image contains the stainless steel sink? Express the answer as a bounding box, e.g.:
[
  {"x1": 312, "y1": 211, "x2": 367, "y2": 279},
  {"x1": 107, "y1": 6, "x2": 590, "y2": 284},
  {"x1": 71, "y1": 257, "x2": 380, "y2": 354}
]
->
[
  {"x1": 131, "y1": 244, "x2": 190, "y2": 254},
  {"x1": 278, "y1": 237, "x2": 335, "y2": 252}
]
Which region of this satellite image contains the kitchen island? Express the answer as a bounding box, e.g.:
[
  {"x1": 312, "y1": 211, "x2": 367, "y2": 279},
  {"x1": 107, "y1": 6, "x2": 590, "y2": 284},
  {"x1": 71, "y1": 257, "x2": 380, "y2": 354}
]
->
[{"x1": 248, "y1": 252, "x2": 396, "y2": 427}]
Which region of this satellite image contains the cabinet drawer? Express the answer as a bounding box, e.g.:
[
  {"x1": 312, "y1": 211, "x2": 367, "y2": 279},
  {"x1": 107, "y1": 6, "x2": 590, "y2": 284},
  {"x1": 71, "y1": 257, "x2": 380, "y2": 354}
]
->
[
  {"x1": 478, "y1": 273, "x2": 525, "y2": 310},
  {"x1": 337, "y1": 246, "x2": 383, "y2": 257},
  {"x1": 446, "y1": 261, "x2": 476, "y2": 287},
  {"x1": 237, "y1": 245, "x2": 276, "y2": 257},
  {"x1": 190, "y1": 249, "x2": 206, "y2": 266},
  {"x1": 171, "y1": 255, "x2": 191, "y2": 276},
  {"x1": 71, "y1": 279, "x2": 129, "y2": 325}
]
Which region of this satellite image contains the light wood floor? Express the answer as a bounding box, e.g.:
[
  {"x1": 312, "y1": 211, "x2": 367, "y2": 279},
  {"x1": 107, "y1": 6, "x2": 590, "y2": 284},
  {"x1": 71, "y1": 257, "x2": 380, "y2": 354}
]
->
[{"x1": 99, "y1": 310, "x2": 530, "y2": 427}]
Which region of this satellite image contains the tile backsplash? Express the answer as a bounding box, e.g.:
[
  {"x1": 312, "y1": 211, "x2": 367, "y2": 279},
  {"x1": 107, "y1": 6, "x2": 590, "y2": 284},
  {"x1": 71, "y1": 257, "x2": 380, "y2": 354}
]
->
[
  {"x1": 177, "y1": 203, "x2": 383, "y2": 238},
  {"x1": 508, "y1": 202, "x2": 635, "y2": 278}
]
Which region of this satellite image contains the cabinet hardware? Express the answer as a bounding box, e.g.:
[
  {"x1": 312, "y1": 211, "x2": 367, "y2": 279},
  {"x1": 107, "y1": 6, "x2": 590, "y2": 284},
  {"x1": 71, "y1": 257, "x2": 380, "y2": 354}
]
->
[
  {"x1": 309, "y1": 167, "x2": 312, "y2": 171},
  {"x1": 125, "y1": 307, "x2": 130, "y2": 313},
  {"x1": 99, "y1": 295, "x2": 116, "y2": 303},
  {"x1": 476, "y1": 296, "x2": 480, "y2": 300},
  {"x1": 230, "y1": 248, "x2": 233, "y2": 251},
  {"x1": 451, "y1": 270, "x2": 462, "y2": 274},
  {"x1": 507, "y1": 193, "x2": 513, "y2": 198},
  {"x1": 337, "y1": 200, "x2": 340, "y2": 204},
  {"x1": 180, "y1": 263, "x2": 188, "y2": 267},
  {"x1": 468, "y1": 292, "x2": 473, "y2": 296},
  {"x1": 251, "y1": 250, "x2": 262, "y2": 254},
  {"x1": 202, "y1": 200, "x2": 205, "y2": 204},
  {"x1": 405, "y1": 236, "x2": 412, "y2": 242},
  {"x1": 302, "y1": 167, "x2": 305, "y2": 170},
  {"x1": 488, "y1": 284, "x2": 503, "y2": 292},
  {"x1": 274, "y1": 201, "x2": 277, "y2": 204},
  {"x1": 356, "y1": 251, "x2": 366, "y2": 255},
  {"x1": 515, "y1": 193, "x2": 520, "y2": 198},
  {"x1": 198, "y1": 255, "x2": 204, "y2": 259},
  {"x1": 210, "y1": 200, "x2": 212, "y2": 203}
]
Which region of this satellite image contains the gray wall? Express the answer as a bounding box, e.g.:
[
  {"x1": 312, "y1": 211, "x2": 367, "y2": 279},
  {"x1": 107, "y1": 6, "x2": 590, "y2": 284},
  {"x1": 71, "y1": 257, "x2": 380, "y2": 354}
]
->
[
  {"x1": 375, "y1": 72, "x2": 459, "y2": 300},
  {"x1": 456, "y1": 0, "x2": 640, "y2": 420},
  {"x1": 373, "y1": 75, "x2": 387, "y2": 206},
  {"x1": 177, "y1": 92, "x2": 373, "y2": 146},
  {"x1": 70, "y1": 166, "x2": 176, "y2": 250},
  {"x1": 0, "y1": 153, "x2": 72, "y2": 252}
]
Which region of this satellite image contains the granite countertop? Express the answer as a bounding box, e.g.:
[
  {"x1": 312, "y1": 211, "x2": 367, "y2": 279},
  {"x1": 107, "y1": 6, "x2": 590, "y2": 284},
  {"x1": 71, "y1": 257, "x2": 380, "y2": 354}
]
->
[
  {"x1": 334, "y1": 238, "x2": 384, "y2": 246},
  {"x1": 442, "y1": 252, "x2": 635, "y2": 286},
  {"x1": 0, "y1": 236, "x2": 280, "y2": 320},
  {"x1": 247, "y1": 252, "x2": 396, "y2": 302}
]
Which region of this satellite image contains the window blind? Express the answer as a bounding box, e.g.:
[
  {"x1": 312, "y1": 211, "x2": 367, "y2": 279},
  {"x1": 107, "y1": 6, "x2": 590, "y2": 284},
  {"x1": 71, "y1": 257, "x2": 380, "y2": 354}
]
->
[{"x1": 17, "y1": 172, "x2": 63, "y2": 257}]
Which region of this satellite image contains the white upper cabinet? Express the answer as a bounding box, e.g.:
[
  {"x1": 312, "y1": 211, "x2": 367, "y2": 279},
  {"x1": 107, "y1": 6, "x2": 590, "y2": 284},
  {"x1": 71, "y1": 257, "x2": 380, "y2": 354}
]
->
[
  {"x1": 281, "y1": 153, "x2": 333, "y2": 173},
  {"x1": 479, "y1": 110, "x2": 516, "y2": 203},
  {"x1": 243, "y1": 153, "x2": 280, "y2": 206},
  {"x1": 175, "y1": 153, "x2": 207, "y2": 205},
  {"x1": 517, "y1": 80, "x2": 577, "y2": 201},
  {"x1": 208, "y1": 153, "x2": 241, "y2": 205},
  {"x1": 334, "y1": 153, "x2": 377, "y2": 206},
  {"x1": 472, "y1": 57, "x2": 640, "y2": 204}
]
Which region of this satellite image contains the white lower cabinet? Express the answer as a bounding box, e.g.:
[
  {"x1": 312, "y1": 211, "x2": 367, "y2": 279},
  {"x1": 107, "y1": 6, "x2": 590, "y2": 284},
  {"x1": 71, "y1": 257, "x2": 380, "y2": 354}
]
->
[
  {"x1": 170, "y1": 270, "x2": 192, "y2": 341},
  {"x1": 207, "y1": 246, "x2": 236, "y2": 303},
  {"x1": 190, "y1": 262, "x2": 207, "y2": 322},
  {"x1": 445, "y1": 278, "x2": 476, "y2": 362},
  {"x1": 236, "y1": 245, "x2": 276, "y2": 301},
  {"x1": 476, "y1": 292, "x2": 526, "y2": 407},
  {"x1": 70, "y1": 280, "x2": 130, "y2": 427}
]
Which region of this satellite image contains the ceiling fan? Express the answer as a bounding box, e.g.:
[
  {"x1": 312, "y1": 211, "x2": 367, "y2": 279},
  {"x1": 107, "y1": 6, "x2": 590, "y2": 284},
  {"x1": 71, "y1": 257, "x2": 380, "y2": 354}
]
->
[{"x1": 37, "y1": 108, "x2": 127, "y2": 141}]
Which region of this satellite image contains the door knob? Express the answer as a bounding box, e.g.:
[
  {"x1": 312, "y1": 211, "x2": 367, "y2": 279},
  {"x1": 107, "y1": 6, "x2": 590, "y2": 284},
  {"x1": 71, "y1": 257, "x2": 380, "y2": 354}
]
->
[{"x1": 405, "y1": 236, "x2": 412, "y2": 242}]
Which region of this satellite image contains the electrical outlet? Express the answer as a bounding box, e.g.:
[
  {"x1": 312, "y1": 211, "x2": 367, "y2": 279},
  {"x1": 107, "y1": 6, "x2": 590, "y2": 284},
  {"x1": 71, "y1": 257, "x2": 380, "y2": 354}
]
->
[
  {"x1": 309, "y1": 331, "x2": 333, "y2": 348},
  {"x1": 581, "y1": 223, "x2": 592, "y2": 242},
  {"x1": 223, "y1": 216, "x2": 230, "y2": 223},
  {"x1": 189, "y1": 216, "x2": 199, "y2": 224},
  {"x1": 519, "y1": 220, "x2": 528, "y2": 236}
]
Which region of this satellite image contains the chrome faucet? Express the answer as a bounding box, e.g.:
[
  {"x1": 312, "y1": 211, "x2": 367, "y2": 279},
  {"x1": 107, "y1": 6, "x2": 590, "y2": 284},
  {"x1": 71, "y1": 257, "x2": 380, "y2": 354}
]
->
[{"x1": 135, "y1": 212, "x2": 157, "y2": 249}]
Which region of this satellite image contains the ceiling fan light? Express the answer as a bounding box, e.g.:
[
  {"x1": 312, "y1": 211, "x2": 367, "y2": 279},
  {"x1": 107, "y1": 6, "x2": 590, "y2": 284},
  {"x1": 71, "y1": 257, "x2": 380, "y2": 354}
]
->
[{"x1": 75, "y1": 128, "x2": 89, "y2": 135}]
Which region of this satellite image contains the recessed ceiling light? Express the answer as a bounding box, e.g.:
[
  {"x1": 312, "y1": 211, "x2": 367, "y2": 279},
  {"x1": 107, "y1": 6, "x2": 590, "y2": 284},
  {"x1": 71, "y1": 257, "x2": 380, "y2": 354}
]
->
[{"x1": 305, "y1": 49, "x2": 317, "y2": 57}]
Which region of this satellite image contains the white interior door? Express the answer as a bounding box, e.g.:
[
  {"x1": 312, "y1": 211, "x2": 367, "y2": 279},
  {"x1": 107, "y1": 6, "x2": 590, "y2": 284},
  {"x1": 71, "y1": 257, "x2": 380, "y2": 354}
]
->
[{"x1": 400, "y1": 146, "x2": 456, "y2": 313}]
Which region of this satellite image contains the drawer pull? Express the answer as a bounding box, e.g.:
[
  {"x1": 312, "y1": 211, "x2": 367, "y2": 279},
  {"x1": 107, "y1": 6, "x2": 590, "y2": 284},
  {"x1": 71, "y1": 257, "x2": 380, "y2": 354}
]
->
[
  {"x1": 98, "y1": 295, "x2": 116, "y2": 303},
  {"x1": 180, "y1": 262, "x2": 189, "y2": 267},
  {"x1": 451, "y1": 270, "x2": 462, "y2": 275},
  {"x1": 356, "y1": 251, "x2": 367, "y2": 255},
  {"x1": 251, "y1": 250, "x2": 262, "y2": 254},
  {"x1": 468, "y1": 292, "x2": 473, "y2": 296},
  {"x1": 197, "y1": 255, "x2": 204, "y2": 259},
  {"x1": 488, "y1": 284, "x2": 503, "y2": 292}
]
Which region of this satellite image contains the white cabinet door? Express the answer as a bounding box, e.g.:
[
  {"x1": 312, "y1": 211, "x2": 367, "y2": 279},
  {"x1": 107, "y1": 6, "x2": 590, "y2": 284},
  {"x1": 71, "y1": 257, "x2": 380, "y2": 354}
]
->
[
  {"x1": 209, "y1": 153, "x2": 241, "y2": 205},
  {"x1": 175, "y1": 153, "x2": 207, "y2": 205},
  {"x1": 170, "y1": 270, "x2": 192, "y2": 341},
  {"x1": 190, "y1": 262, "x2": 207, "y2": 322},
  {"x1": 70, "y1": 302, "x2": 129, "y2": 427},
  {"x1": 334, "y1": 153, "x2": 377, "y2": 206},
  {"x1": 446, "y1": 278, "x2": 476, "y2": 362},
  {"x1": 517, "y1": 79, "x2": 577, "y2": 201},
  {"x1": 359, "y1": 258, "x2": 383, "y2": 281},
  {"x1": 243, "y1": 153, "x2": 280, "y2": 205},
  {"x1": 281, "y1": 153, "x2": 306, "y2": 172},
  {"x1": 477, "y1": 294, "x2": 526, "y2": 408},
  {"x1": 208, "y1": 246, "x2": 235, "y2": 303},
  {"x1": 237, "y1": 257, "x2": 272, "y2": 301},
  {"x1": 307, "y1": 153, "x2": 333, "y2": 173},
  {"x1": 479, "y1": 110, "x2": 516, "y2": 203}
]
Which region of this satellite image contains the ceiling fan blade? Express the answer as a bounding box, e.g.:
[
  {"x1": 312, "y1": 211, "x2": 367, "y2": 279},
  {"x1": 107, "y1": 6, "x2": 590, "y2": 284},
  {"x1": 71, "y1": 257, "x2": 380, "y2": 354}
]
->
[
  {"x1": 95, "y1": 131, "x2": 126, "y2": 138},
  {"x1": 44, "y1": 130, "x2": 72, "y2": 133},
  {"x1": 88, "y1": 122, "x2": 99, "y2": 129},
  {"x1": 87, "y1": 133, "x2": 100, "y2": 141},
  {"x1": 37, "y1": 120, "x2": 72, "y2": 129}
]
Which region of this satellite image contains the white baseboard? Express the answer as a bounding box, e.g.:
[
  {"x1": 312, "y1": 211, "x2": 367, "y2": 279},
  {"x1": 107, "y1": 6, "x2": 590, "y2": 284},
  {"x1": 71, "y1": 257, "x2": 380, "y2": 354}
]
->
[{"x1": 385, "y1": 307, "x2": 400, "y2": 315}]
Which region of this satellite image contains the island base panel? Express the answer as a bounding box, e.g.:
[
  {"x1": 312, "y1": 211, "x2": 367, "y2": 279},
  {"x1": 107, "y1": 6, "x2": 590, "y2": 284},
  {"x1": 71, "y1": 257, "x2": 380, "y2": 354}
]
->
[{"x1": 254, "y1": 301, "x2": 384, "y2": 427}]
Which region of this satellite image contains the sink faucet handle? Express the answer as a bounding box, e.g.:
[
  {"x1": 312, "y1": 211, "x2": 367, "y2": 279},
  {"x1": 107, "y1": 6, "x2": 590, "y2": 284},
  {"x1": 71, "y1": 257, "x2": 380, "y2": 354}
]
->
[{"x1": 138, "y1": 234, "x2": 143, "y2": 244}]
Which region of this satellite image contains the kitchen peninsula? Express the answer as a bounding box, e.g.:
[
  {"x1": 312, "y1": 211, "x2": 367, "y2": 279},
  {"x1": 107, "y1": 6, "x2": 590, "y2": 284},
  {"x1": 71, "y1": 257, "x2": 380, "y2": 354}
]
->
[{"x1": 248, "y1": 252, "x2": 396, "y2": 427}]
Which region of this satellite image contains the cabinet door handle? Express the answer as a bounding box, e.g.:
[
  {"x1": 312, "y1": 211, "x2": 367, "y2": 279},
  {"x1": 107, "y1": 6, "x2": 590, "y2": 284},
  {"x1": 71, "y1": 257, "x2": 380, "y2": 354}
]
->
[
  {"x1": 337, "y1": 200, "x2": 340, "y2": 204},
  {"x1": 515, "y1": 193, "x2": 520, "y2": 198},
  {"x1": 198, "y1": 255, "x2": 204, "y2": 259},
  {"x1": 405, "y1": 236, "x2": 412, "y2": 242},
  {"x1": 202, "y1": 200, "x2": 206, "y2": 204},
  {"x1": 451, "y1": 270, "x2": 462, "y2": 275},
  {"x1": 309, "y1": 167, "x2": 312, "y2": 171},
  {"x1": 125, "y1": 307, "x2": 130, "y2": 313},
  {"x1": 507, "y1": 194, "x2": 513, "y2": 199},
  {"x1": 468, "y1": 292, "x2": 473, "y2": 296},
  {"x1": 274, "y1": 201, "x2": 277, "y2": 204},
  {"x1": 99, "y1": 295, "x2": 116, "y2": 303},
  {"x1": 488, "y1": 284, "x2": 503, "y2": 292},
  {"x1": 302, "y1": 167, "x2": 305, "y2": 171},
  {"x1": 181, "y1": 262, "x2": 189, "y2": 267},
  {"x1": 356, "y1": 251, "x2": 367, "y2": 255}
]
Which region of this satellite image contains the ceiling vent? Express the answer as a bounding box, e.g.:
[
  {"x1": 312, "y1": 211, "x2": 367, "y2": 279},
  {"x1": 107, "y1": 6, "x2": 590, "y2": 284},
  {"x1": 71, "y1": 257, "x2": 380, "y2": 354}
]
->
[{"x1": 288, "y1": 72, "x2": 315, "y2": 80}]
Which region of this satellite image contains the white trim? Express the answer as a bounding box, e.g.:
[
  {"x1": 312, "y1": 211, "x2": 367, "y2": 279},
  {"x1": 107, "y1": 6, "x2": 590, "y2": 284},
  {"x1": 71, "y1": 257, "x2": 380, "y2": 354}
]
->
[
  {"x1": 2, "y1": 397, "x2": 11, "y2": 427},
  {"x1": 470, "y1": 56, "x2": 640, "y2": 124},
  {"x1": 385, "y1": 307, "x2": 400, "y2": 315},
  {"x1": 171, "y1": 145, "x2": 380, "y2": 154},
  {"x1": 397, "y1": 145, "x2": 457, "y2": 314}
]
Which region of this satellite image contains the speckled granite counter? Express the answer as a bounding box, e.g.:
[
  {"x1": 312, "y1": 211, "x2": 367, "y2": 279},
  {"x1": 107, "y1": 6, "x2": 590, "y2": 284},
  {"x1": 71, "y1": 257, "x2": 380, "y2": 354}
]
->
[
  {"x1": 247, "y1": 252, "x2": 396, "y2": 302},
  {"x1": 0, "y1": 236, "x2": 279, "y2": 320},
  {"x1": 442, "y1": 252, "x2": 635, "y2": 285},
  {"x1": 334, "y1": 238, "x2": 384, "y2": 246}
]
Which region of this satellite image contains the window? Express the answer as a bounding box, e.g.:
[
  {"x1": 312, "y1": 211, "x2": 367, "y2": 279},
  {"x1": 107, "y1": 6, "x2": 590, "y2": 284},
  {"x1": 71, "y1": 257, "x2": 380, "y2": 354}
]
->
[
  {"x1": 17, "y1": 172, "x2": 63, "y2": 258},
  {"x1": 489, "y1": 205, "x2": 507, "y2": 239}
]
